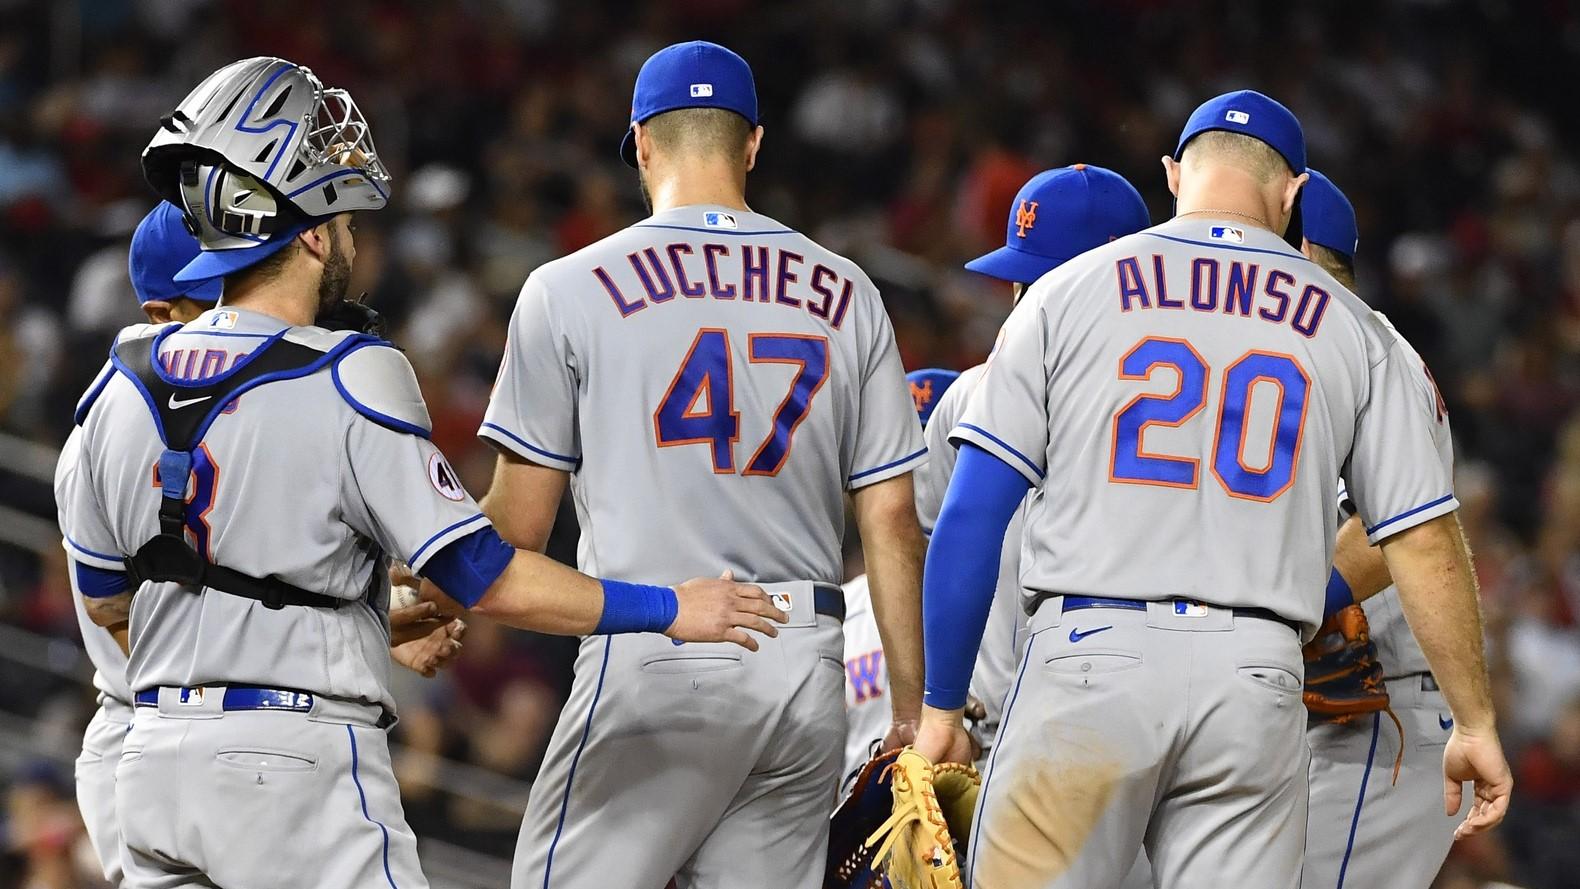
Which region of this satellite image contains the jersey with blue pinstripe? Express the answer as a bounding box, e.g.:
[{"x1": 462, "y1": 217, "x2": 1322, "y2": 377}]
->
[
  {"x1": 953, "y1": 217, "x2": 1457, "y2": 633},
  {"x1": 55, "y1": 307, "x2": 486, "y2": 714},
  {"x1": 481, "y1": 204, "x2": 924, "y2": 586}
]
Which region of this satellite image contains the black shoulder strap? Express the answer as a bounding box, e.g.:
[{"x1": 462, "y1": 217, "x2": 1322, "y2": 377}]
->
[{"x1": 112, "y1": 330, "x2": 335, "y2": 449}]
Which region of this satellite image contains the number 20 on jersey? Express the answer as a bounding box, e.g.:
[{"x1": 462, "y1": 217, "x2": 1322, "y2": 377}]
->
[{"x1": 1109, "y1": 335, "x2": 1310, "y2": 502}]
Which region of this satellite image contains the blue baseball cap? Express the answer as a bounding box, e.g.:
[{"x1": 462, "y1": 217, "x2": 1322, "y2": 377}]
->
[
  {"x1": 129, "y1": 202, "x2": 223, "y2": 304},
  {"x1": 1302, "y1": 169, "x2": 1358, "y2": 259},
  {"x1": 906, "y1": 368, "x2": 960, "y2": 428},
  {"x1": 172, "y1": 218, "x2": 315, "y2": 286},
  {"x1": 620, "y1": 41, "x2": 758, "y2": 168},
  {"x1": 965, "y1": 164, "x2": 1151, "y2": 285},
  {"x1": 1173, "y1": 89, "x2": 1306, "y2": 175}
]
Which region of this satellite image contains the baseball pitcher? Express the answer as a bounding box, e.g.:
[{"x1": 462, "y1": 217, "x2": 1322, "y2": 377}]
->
[
  {"x1": 480, "y1": 41, "x2": 928, "y2": 889},
  {"x1": 911, "y1": 90, "x2": 1511, "y2": 889},
  {"x1": 58, "y1": 57, "x2": 779, "y2": 889}
]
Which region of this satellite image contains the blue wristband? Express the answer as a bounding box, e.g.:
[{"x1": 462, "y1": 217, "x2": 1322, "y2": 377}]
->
[
  {"x1": 596, "y1": 579, "x2": 679, "y2": 635},
  {"x1": 1323, "y1": 567, "x2": 1354, "y2": 620}
]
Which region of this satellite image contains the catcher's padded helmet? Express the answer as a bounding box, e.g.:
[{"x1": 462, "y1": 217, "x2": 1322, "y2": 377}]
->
[{"x1": 142, "y1": 57, "x2": 390, "y2": 226}]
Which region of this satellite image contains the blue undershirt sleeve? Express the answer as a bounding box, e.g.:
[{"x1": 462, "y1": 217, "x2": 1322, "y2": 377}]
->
[
  {"x1": 74, "y1": 561, "x2": 130, "y2": 599},
  {"x1": 418, "y1": 526, "x2": 515, "y2": 608},
  {"x1": 923, "y1": 442, "x2": 1033, "y2": 710}
]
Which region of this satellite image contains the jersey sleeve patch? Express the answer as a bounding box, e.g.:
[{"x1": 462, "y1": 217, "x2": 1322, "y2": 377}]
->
[{"x1": 331, "y1": 344, "x2": 433, "y2": 438}]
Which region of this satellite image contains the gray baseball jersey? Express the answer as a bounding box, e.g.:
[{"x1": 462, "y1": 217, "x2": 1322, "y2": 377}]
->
[
  {"x1": 58, "y1": 308, "x2": 486, "y2": 716},
  {"x1": 954, "y1": 217, "x2": 1458, "y2": 631},
  {"x1": 914, "y1": 363, "x2": 1027, "y2": 748},
  {"x1": 57, "y1": 306, "x2": 476, "y2": 889},
  {"x1": 482, "y1": 205, "x2": 924, "y2": 585},
  {"x1": 486, "y1": 204, "x2": 922, "y2": 889},
  {"x1": 956, "y1": 218, "x2": 1456, "y2": 889},
  {"x1": 1304, "y1": 311, "x2": 1458, "y2": 889}
]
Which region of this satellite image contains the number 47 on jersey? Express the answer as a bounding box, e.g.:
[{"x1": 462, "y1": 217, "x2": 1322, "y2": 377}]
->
[{"x1": 653, "y1": 328, "x2": 830, "y2": 477}]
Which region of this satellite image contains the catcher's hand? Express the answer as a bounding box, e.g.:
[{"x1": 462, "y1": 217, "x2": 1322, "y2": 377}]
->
[
  {"x1": 866, "y1": 748, "x2": 981, "y2": 889},
  {"x1": 315, "y1": 292, "x2": 387, "y2": 337}
]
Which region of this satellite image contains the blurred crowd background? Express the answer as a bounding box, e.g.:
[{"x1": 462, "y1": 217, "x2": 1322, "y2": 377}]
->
[{"x1": 0, "y1": 0, "x2": 1577, "y2": 887}]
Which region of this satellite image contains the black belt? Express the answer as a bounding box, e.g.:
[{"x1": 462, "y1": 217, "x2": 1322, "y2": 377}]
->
[
  {"x1": 813, "y1": 583, "x2": 845, "y2": 621},
  {"x1": 1061, "y1": 595, "x2": 1300, "y2": 633}
]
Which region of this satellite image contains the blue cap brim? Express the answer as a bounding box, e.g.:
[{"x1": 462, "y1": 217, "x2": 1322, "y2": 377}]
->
[
  {"x1": 172, "y1": 224, "x2": 311, "y2": 285},
  {"x1": 963, "y1": 245, "x2": 1073, "y2": 285}
]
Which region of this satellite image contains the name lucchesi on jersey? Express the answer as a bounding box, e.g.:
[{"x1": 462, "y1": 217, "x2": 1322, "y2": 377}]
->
[
  {"x1": 592, "y1": 243, "x2": 855, "y2": 329},
  {"x1": 1114, "y1": 253, "x2": 1332, "y2": 338}
]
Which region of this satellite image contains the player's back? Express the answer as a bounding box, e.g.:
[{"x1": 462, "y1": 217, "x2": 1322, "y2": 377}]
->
[
  {"x1": 981, "y1": 216, "x2": 1446, "y2": 630},
  {"x1": 63, "y1": 308, "x2": 478, "y2": 713},
  {"x1": 484, "y1": 205, "x2": 922, "y2": 585}
]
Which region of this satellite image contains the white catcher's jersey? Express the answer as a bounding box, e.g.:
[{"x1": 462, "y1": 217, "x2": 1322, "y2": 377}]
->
[
  {"x1": 914, "y1": 363, "x2": 1027, "y2": 727},
  {"x1": 954, "y1": 217, "x2": 1457, "y2": 632},
  {"x1": 57, "y1": 308, "x2": 487, "y2": 714},
  {"x1": 482, "y1": 204, "x2": 925, "y2": 584},
  {"x1": 840, "y1": 574, "x2": 889, "y2": 779},
  {"x1": 56, "y1": 429, "x2": 131, "y2": 705},
  {"x1": 1345, "y1": 313, "x2": 1453, "y2": 679}
]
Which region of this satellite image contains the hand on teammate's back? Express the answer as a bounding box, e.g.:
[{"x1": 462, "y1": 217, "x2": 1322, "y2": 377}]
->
[
  {"x1": 665, "y1": 571, "x2": 789, "y2": 651},
  {"x1": 1443, "y1": 726, "x2": 1513, "y2": 839}
]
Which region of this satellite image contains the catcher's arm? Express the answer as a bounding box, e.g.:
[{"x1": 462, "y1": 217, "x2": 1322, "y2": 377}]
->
[
  {"x1": 1379, "y1": 511, "x2": 1510, "y2": 836},
  {"x1": 854, "y1": 472, "x2": 927, "y2": 745}
]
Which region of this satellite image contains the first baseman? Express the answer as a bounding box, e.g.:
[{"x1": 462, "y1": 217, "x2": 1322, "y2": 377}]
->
[
  {"x1": 1298, "y1": 168, "x2": 1464, "y2": 889},
  {"x1": 480, "y1": 41, "x2": 928, "y2": 889},
  {"x1": 911, "y1": 90, "x2": 1510, "y2": 888},
  {"x1": 57, "y1": 56, "x2": 778, "y2": 889}
]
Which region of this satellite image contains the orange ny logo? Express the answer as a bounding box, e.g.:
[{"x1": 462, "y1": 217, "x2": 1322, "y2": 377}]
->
[
  {"x1": 1015, "y1": 200, "x2": 1039, "y2": 238},
  {"x1": 909, "y1": 379, "x2": 933, "y2": 413}
]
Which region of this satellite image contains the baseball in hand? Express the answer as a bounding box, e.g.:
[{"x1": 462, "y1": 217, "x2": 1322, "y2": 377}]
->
[{"x1": 391, "y1": 582, "x2": 421, "y2": 610}]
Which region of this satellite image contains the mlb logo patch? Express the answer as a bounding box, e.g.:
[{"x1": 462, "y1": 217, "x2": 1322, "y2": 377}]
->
[
  {"x1": 208, "y1": 310, "x2": 239, "y2": 330},
  {"x1": 178, "y1": 687, "x2": 205, "y2": 706},
  {"x1": 703, "y1": 211, "x2": 737, "y2": 229},
  {"x1": 690, "y1": 83, "x2": 714, "y2": 98},
  {"x1": 1225, "y1": 110, "x2": 1250, "y2": 124},
  {"x1": 1174, "y1": 601, "x2": 1210, "y2": 618},
  {"x1": 1210, "y1": 226, "x2": 1245, "y2": 244},
  {"x1": 771, "y1": 592, "x2": 793, "y2": 614}
]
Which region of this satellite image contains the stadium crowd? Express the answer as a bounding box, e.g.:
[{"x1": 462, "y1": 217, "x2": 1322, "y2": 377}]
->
[{"x1": 1, "y1": 0, "x2": 1578, "y2": 886}]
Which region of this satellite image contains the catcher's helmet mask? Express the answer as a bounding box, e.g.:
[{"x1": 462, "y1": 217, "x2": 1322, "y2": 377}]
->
[{"x1": 142, "y1": 57, "x2": 392, "y2": 283}]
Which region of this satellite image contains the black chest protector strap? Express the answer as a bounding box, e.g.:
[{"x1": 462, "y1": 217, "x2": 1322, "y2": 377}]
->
[{"x1": 113, "y1": 330, "x2": 375, "y2": 610}]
